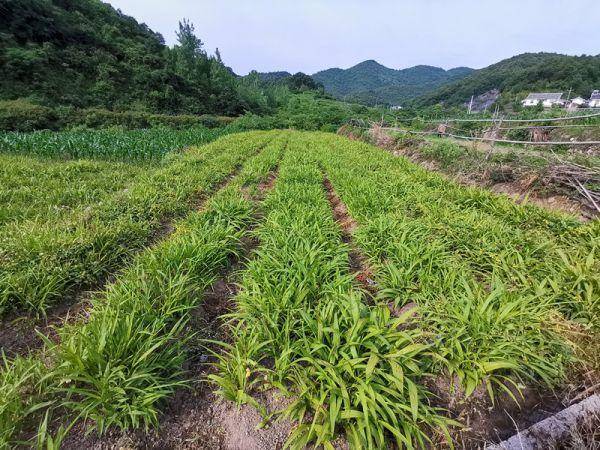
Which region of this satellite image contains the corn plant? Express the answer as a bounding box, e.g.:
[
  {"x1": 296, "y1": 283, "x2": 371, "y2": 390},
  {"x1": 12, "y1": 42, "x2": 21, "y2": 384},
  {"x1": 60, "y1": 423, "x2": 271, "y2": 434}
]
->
[{"x1": 0, "y1": 127, "x2": 227, "y2": 161}]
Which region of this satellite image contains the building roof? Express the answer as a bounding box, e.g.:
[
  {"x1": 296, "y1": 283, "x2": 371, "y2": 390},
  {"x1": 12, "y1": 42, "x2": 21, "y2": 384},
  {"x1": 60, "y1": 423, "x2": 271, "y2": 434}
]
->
[
  {"x1": 524, "y1": 93, "x2": 563, "y2": 101},
  {"x1": 590, "y1": 90, "x2": 600, "y2": 100}
]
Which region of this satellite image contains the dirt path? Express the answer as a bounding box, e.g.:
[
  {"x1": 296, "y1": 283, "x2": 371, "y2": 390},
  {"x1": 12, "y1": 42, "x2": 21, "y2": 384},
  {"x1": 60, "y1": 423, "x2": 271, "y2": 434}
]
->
[{"x1": 323, "y1": 177, "x2": 377, "y2": 298}]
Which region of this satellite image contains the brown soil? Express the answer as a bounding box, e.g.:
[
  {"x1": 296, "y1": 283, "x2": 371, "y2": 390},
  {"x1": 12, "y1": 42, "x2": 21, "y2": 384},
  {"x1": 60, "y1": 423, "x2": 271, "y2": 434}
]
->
[
  {"x1": 431, "y1": 377, "x2": 567, "y2": 448},
  {"x1": 59, "y1": 170, "x2": 287, "y2": 450},
  {"x1": 257, "y1": 171, "x2": 279, "y2": 197},
  {"x1": 322, "y1": 177, "x2": 377, "y2": 297},
  {"x1": 61, "y1": 387, "x2": 292, "y2": 450},
  {"x1": 426, "y1": 338, "x2": 600, "y2": 450},
  {"x1": 0, "y1": 295, "x2": 94, "y2": 357},
  {"x1": 489, "y1": 181, "x2": 584, "y2": 217},
  {"x1": 242, "y1": 169, "x2": 279, "y2": 203}
]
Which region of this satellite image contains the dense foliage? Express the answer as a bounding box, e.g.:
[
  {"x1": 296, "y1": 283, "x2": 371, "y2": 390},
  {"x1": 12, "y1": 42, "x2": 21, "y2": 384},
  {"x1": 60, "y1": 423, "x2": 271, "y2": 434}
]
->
[
  {"x1": 0, "y1": 0, "x2": 322, "y2": 117},
  {"x1": 230, "y1": 92, "x2": 380, "y2": 132},
  {"x1": 0, "y1": 99, "x2": 233, "y2": 132},
  {"x1": 257, "y1": 71, "x2": 292, "y2": 82},
  {"x1": 416, "y1": 52, "x2": 600, "y2": 107},
  {"x1": 312, "y1": 60, "x2": 473, "y2": 105}
]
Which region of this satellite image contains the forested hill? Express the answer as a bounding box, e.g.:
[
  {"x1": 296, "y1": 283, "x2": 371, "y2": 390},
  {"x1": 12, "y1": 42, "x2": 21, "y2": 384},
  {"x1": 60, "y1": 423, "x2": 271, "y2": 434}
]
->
[
  {"x1": 415, "y1": 52, "x2": 600, "y2": 107},
  {"x1": 0, "y1": 0, "x2": 246, "y2": 114},
  {"x1": 311, "y1": 60, "x2": 473, "y2": 105},
  {"x1": 0, "y1": 0, "x2": 323, "y2": 116}
]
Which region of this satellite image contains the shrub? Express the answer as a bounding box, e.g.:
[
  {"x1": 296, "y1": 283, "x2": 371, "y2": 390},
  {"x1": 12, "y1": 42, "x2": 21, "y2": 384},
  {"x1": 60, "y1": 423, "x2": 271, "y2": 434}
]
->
[
  {"x1": 227, "y1": 113, "x2": 279, "y2": 132},
  {"x1": 0, "y1": 102, "x2": 234, "y2": 132},
  {"x1": 505, "y1": 128, "x2": 530, "y2": 141},
  {"x1": 75, "y1": 109, "x2": 231, "y2": 130},
  {"x1": 421, "y1": 140, "x2": 465, "y2": 167},
  {"x1": 0, "y1": 100, "x2": 58, "y2": 131}
]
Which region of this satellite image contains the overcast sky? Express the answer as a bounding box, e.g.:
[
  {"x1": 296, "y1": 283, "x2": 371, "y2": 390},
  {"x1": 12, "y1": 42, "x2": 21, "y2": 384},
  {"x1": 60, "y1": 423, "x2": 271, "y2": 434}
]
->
[{"x1": 108, "y1": 0, "x2": 599, "y2": 75}]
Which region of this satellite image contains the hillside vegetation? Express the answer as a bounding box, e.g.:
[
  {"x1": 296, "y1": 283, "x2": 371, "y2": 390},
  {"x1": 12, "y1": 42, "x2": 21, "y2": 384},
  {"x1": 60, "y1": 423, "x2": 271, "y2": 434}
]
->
[
  {"x1": 312, "y1": 60, "x2": 473, "y2": 105},
  {"x1": 0, "y1": 0, "x2": 322, "y2": 117},
  {"x1": 416, "y1": 52, "x2": 600, "y2": 107}
]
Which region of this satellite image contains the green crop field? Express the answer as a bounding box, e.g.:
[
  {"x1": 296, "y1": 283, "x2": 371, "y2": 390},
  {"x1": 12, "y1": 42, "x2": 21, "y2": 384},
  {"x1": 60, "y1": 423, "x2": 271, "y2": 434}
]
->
[
  {"x1": 0, "y1": 130, "x2": 598, "y2": 449},
  {"x1": 0, "y1": 127, "x2": 227, "y2": 161}
]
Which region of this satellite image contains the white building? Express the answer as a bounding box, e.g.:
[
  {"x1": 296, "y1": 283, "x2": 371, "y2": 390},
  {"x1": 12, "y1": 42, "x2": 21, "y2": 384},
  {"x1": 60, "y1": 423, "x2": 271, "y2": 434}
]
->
[
  {"x1": 522, "y1": 92, "x2": 564, "y2": 107},
  {"x1": 589, "y1": 90, "x2": 600, "y2": 108},
  {"x1": 570, "y1": 96, "x2": 587, "y2": 106}
]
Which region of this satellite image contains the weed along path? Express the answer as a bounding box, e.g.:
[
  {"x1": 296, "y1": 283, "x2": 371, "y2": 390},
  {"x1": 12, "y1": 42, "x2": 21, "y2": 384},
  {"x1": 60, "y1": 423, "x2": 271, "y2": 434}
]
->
[{"x1": 0, "y1": 131, "x2": 598, "y2": 448}]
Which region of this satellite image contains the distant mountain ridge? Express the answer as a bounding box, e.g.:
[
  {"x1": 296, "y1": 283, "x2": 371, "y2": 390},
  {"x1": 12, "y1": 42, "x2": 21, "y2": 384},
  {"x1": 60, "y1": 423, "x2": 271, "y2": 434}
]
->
[
  {"x1": 414, "y1": 52, "x2": 600, "y2": 107},
  {"x1": 311, "y1": 60, "x2": 474, "y2": 105}
]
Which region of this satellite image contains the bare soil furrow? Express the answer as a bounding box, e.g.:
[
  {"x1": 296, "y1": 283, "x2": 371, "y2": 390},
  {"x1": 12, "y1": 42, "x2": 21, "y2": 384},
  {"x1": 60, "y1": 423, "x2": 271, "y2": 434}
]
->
[{"x1": 323, "y1": 176, "x2": 377, "y2": 298}]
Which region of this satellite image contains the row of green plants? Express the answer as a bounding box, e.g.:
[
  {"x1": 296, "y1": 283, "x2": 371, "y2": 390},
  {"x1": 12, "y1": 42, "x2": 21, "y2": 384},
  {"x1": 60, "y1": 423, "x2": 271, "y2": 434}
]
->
[
  {"x1": 212, "y1": 135, "x2": 455, "y2": 449},
  {"x1": 0, "y1": 126, "x2": 229, "y2": 161},
  {"x1": 312, "y1": 133, "x2": 598, "y2": 401},
  {"x1": 0, "y1": 156, "x2": 145, "y2": 227},
  {"x1": 0, "y1": 131, "x2": 274, "y2": 316},
  {"x1": 1, "y1": 131, "x2": 596, "y2": 447},
  {"x1": 0, "y1": 133, "x2": 287, "y2": 447}
]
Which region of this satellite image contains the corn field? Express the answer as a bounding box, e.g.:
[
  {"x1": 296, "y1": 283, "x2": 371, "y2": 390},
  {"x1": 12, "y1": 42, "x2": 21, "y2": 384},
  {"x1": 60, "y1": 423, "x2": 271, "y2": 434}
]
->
[{"x1": 0, "y1": 127, "x2": 227, "y2": 161}]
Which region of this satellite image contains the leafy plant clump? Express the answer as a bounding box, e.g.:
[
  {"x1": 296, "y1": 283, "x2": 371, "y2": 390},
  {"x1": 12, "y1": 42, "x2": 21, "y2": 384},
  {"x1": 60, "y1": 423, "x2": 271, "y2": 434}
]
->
[
  {"x1": 313, "y1": 132, "x2": 595, "y2": 403},
  {"x1": 420, "y1": 140, "x2": 465, "y2": 167}
]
